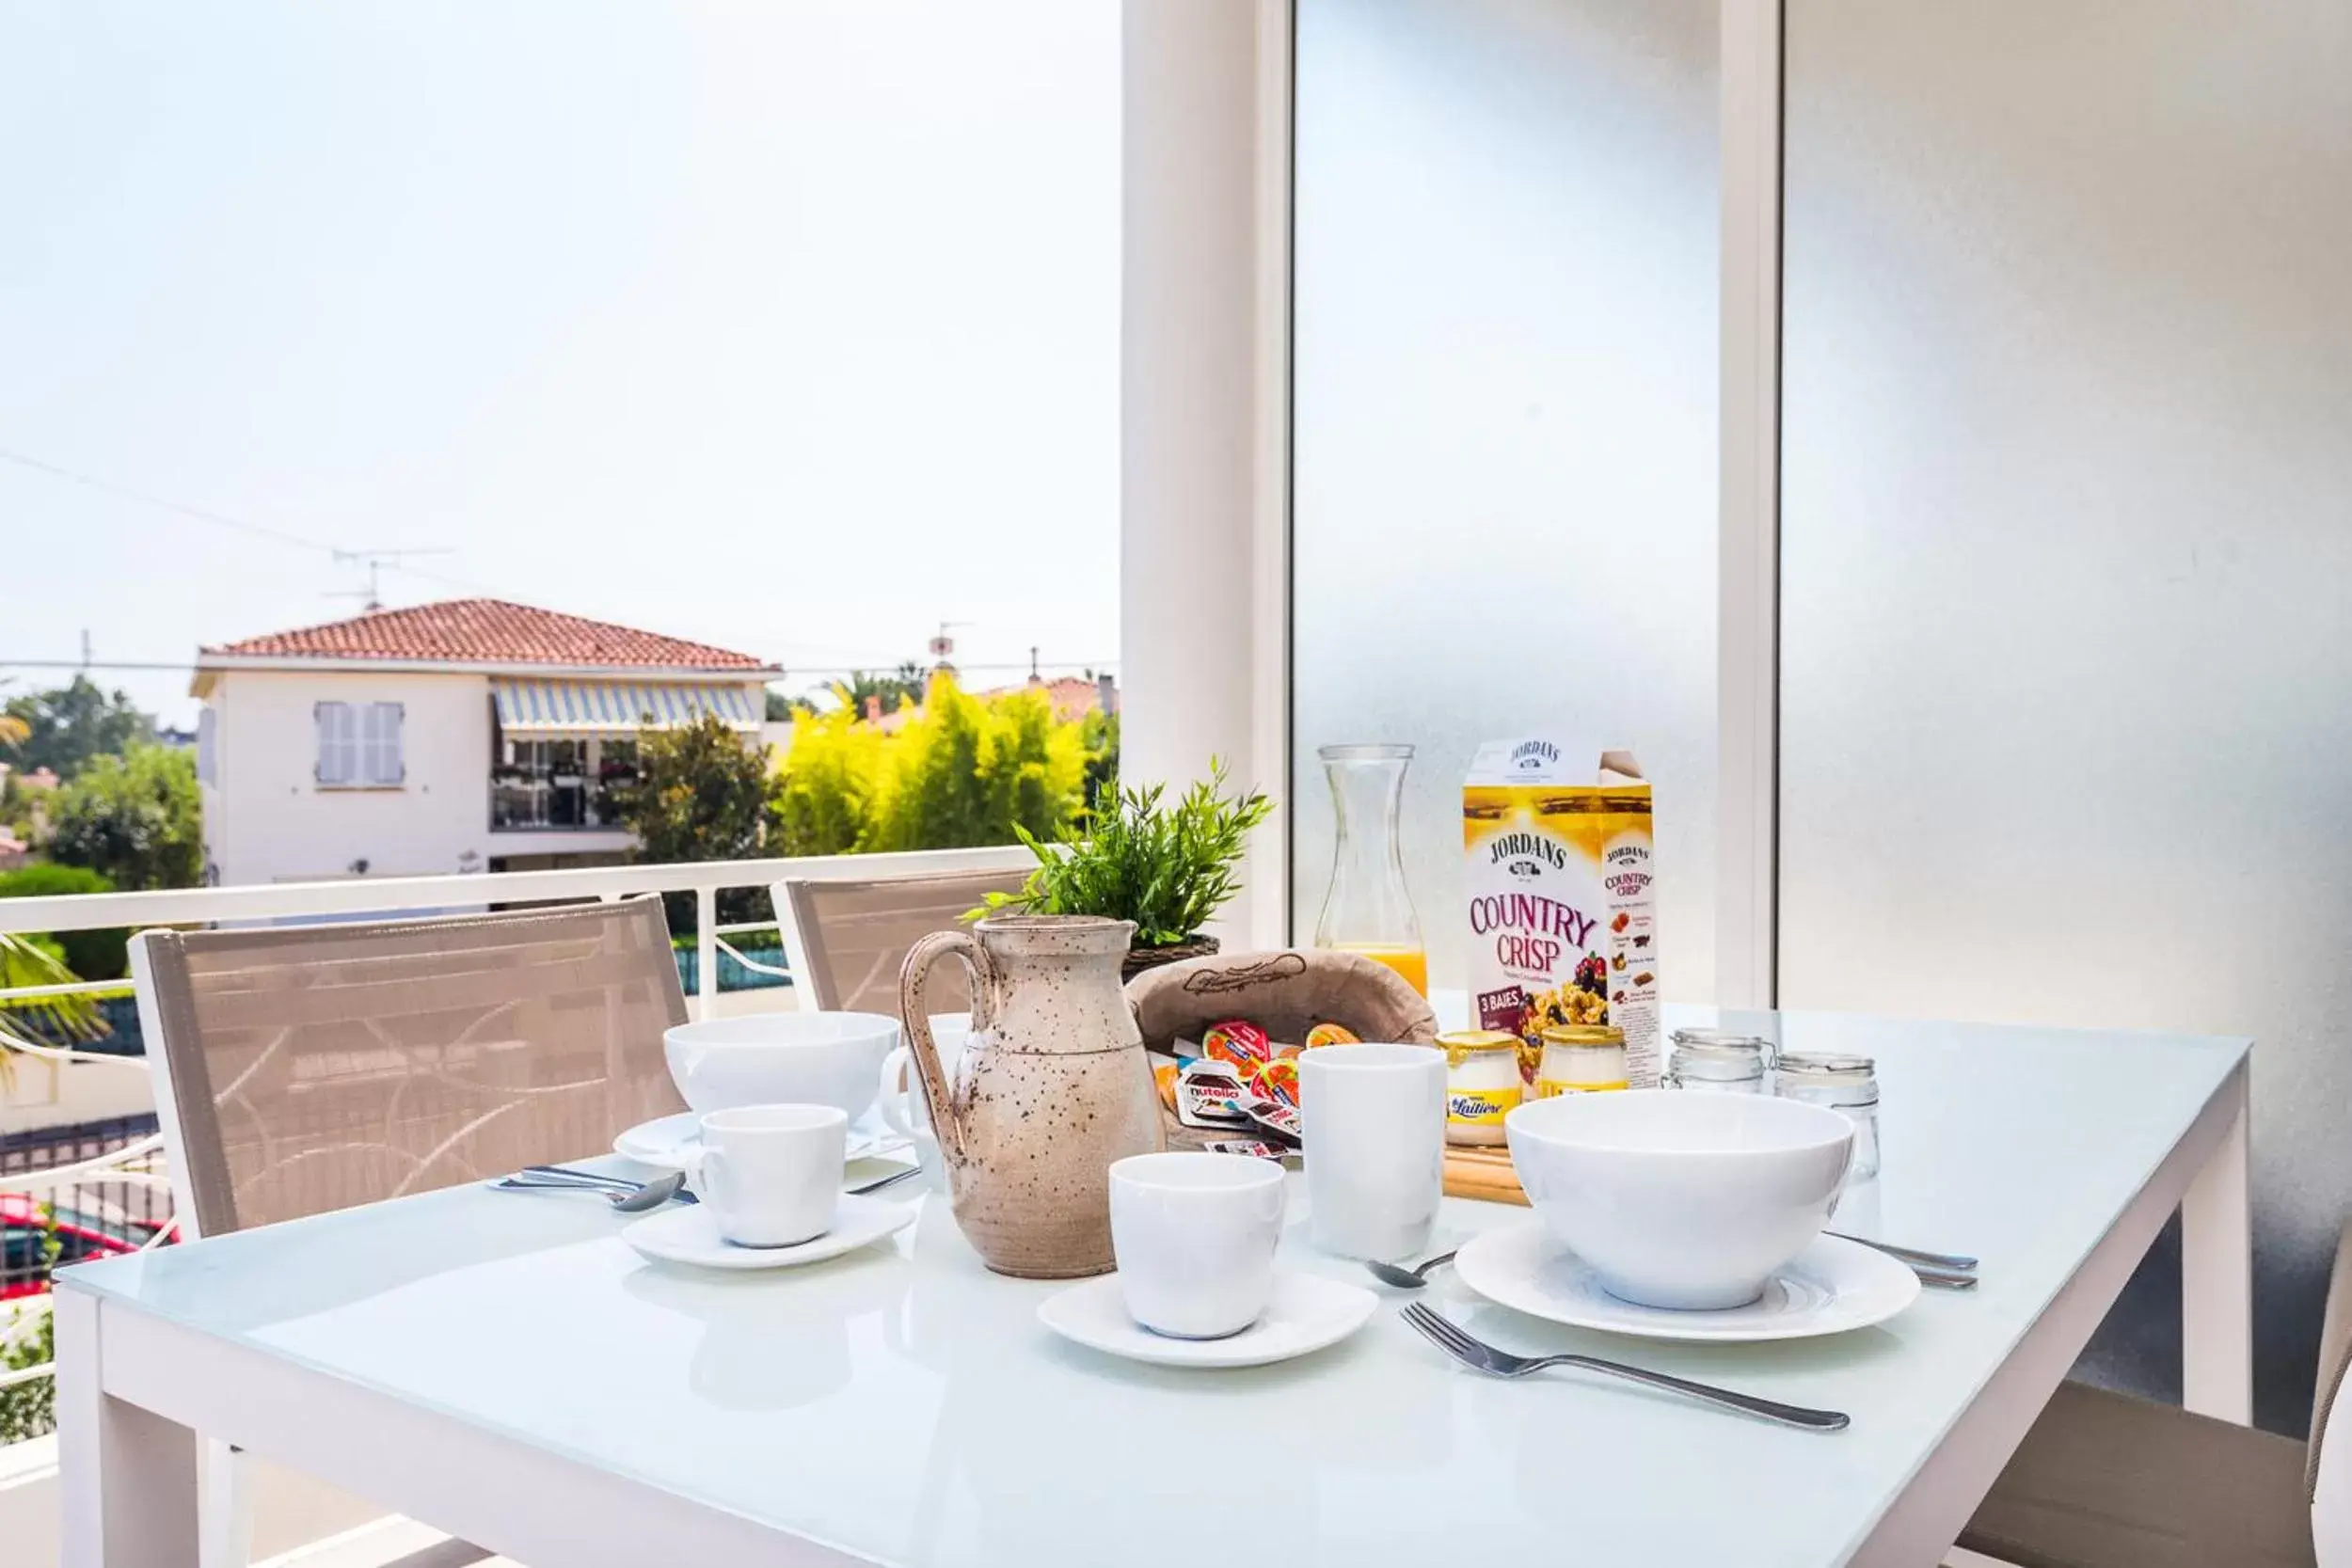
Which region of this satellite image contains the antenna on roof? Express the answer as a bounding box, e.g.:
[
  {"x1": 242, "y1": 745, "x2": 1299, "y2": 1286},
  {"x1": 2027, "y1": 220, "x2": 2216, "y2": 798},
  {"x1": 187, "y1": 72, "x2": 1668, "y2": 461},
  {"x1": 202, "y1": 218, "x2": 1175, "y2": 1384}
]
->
[
  {"x1": 929, "y1": 621, "x2": 973, "y2": 669},
  {"x1": 326, "y1": 547, "x2": 455, "y2": 611}
]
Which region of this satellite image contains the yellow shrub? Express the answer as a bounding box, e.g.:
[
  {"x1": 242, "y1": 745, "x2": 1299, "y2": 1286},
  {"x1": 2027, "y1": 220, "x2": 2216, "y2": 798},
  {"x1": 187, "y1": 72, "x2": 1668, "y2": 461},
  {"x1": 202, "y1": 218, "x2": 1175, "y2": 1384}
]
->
[{"x1": 767, "y1": 674, "x2": 1095, "y2": 855}]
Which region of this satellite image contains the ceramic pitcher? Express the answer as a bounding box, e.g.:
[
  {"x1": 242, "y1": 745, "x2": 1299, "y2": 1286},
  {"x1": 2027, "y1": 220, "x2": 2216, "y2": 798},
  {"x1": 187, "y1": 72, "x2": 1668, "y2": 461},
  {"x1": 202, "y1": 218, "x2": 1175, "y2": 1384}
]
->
[{"x1": 898, "y1": 914, "x2": 1164, "y2": 1277}]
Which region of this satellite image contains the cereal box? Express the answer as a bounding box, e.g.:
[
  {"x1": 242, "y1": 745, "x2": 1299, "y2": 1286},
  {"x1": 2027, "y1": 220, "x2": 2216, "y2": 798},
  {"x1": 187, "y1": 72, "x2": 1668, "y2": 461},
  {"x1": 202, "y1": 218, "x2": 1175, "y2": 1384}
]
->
[{"x1": 1462, "y1": 738, "x2": 1659, "y2": 1088}]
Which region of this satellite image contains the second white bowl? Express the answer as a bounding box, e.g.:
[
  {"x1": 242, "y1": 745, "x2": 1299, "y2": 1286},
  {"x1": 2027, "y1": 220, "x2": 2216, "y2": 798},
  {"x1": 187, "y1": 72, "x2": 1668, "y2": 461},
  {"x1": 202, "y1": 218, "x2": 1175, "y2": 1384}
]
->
[
  {"x1": 1505, "y1": 1089, "x2": 1854, "y2": 1310},
  {"x1": 663, "y1": 1011, "x2": 900, "y2": 1119}
]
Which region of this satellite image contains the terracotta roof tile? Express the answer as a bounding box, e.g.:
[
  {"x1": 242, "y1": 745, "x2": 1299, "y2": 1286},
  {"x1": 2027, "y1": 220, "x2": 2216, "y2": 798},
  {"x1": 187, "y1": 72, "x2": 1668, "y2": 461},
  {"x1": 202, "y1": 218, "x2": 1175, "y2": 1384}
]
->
[
  {"x1": 202, "y1": 599, "x2": 771, "y2": 672},
  {"x1": 984, "y1": 675, "x2": 1105, "y2": 723}
]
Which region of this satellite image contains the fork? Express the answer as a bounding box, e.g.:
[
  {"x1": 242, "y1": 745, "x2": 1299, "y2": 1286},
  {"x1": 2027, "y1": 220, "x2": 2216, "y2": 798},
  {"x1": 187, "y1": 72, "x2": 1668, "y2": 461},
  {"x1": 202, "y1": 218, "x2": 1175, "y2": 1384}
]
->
[{"x1": 1399, "y1": 1304, "x2": 1850, "y2": 1432}]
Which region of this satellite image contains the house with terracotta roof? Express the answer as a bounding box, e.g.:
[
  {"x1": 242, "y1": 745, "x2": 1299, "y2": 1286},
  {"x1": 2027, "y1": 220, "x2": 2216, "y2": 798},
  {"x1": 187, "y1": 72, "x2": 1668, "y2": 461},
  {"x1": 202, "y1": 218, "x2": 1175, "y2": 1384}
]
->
[{"x1": 191, "y1": 599, "x2": 780, "y2": 886}]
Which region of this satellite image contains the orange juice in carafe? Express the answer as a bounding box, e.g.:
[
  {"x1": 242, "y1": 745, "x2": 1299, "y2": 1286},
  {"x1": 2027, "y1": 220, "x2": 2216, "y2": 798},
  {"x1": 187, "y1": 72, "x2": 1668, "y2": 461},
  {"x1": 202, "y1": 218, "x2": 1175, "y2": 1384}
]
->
[
  {"x1": 1312, "y1": 745, "x2": 1426, "y2": 995},
  {"x1": 1337, "y1": 943, "x2": 1429, "y2": 997}
]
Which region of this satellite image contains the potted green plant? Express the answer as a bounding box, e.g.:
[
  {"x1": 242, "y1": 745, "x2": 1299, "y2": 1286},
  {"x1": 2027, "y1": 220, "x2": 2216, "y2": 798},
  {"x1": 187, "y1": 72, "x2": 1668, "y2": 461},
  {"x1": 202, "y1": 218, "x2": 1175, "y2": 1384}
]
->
[{"x1": 975, "y1": 761, "x2": 1274, "y2": 979}]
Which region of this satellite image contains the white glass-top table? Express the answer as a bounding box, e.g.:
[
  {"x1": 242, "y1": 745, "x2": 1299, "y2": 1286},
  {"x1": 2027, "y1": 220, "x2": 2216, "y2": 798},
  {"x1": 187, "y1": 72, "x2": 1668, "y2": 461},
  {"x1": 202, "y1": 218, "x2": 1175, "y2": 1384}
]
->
[{"x1": 56, "y1": 1006, "x2": 2249, "y2": 1567}]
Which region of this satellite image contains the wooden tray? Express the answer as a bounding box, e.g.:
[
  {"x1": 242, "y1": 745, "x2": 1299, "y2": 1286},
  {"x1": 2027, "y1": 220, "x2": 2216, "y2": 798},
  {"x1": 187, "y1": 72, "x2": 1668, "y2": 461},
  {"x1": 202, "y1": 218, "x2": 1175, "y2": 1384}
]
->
[{"x1": 1442, "y1": 1145, "x2": 1529, "y2": 1206}]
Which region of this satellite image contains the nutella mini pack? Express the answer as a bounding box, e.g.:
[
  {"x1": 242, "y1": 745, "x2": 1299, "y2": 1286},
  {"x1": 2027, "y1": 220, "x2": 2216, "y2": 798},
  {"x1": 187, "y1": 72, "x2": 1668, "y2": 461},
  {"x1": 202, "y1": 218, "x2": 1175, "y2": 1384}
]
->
[{"x1": 1462, "y1": 737, "x2": 1660, "y2": 1088}]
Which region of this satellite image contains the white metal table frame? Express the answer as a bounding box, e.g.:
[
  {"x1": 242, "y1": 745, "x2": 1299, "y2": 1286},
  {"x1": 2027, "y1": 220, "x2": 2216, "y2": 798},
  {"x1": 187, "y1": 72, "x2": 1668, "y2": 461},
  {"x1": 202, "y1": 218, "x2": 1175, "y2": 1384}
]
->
[{"x1": 57, "y1": 1062, "x2": 2250, "y2": 1568}]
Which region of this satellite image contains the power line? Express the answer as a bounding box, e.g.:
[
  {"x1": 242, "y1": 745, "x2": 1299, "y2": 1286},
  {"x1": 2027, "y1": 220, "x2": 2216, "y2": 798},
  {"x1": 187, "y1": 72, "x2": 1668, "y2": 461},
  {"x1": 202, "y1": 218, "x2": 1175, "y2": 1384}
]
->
[
  {"x1": 0, "y1": 446, "x2": 502, "y2": 596},
  {"x1": 0, "y1": 447, "x2": 341, "y2": 556}
]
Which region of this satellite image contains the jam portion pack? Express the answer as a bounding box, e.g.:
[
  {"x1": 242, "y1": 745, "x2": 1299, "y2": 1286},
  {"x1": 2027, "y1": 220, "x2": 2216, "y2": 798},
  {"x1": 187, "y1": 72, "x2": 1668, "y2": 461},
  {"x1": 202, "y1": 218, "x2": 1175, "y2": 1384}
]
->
[{"x1": 1461, "y1": 737, "x2": 1659, "y2": 1089}]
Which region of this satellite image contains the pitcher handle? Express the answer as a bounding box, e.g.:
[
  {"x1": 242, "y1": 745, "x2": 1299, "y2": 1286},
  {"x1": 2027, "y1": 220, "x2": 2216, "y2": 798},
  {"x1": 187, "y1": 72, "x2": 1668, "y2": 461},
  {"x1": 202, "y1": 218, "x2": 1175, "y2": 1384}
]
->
[{"x1": 899, "y1": 929, "x2": 993, "y2": 1164}]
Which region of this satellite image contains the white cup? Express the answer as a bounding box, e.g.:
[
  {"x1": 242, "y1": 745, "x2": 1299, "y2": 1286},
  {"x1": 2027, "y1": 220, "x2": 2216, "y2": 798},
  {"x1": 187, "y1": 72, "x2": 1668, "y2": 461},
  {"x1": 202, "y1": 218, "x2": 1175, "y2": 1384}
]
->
[
  {"x1": 681, "y1": 1104, "x2": 847, "y2": 1248},
  {"x1": 1300, "y1": 1042, "x2": 1447, "y2": 1260},
  {"x1": 877, "y1": 1013, "x2": 972, "y2": 1195},
  {"x1": 1108, "y1": 1151, "x2": 1287, "y2": 1339}
]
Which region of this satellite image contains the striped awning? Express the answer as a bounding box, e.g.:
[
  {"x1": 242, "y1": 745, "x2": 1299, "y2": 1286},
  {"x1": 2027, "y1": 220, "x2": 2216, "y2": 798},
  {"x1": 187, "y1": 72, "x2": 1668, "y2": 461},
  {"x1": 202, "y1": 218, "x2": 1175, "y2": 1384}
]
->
[{"x1": 491, "y1": 679, "x2": 760, "y2": 736}]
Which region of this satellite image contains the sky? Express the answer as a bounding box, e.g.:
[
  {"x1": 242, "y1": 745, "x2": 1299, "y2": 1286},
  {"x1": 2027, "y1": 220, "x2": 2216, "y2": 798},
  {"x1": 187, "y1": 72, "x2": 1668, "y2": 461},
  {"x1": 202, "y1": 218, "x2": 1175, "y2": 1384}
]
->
[{"x1": 0, "y1": 1, "x2": 1121, "y2": 725}]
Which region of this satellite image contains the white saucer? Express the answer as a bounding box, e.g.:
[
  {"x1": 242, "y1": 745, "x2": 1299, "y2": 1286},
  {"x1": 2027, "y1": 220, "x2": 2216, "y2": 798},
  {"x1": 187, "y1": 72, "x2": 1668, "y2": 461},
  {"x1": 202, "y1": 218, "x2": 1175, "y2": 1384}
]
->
[
  {"x1": 620, "y1": 1194, "x2": 914, "y2": 1271},
  {"x1": 1454, "y1": 1225, "x2": 1921, "y2": 1342},
  {"x1": 615, "y1": 1111, "x2": 908, "y2": 1170},
  {"x1": 1038, "y1": 1272, "x2": 1377, "y2": 1369}
]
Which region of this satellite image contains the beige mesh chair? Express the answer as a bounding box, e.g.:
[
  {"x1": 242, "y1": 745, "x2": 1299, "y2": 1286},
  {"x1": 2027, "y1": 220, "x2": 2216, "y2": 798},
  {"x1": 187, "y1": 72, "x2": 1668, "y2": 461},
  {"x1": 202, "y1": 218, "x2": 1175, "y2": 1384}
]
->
[
  {"x1": 129, "y1": 897, "x2": 690, "y2": 1568},
  {"x1": 772, "y1": 868, "x2": 1030, "y2": 1022},
  {"x1": 1960, "y1": 1221, "x2": 2352, "y2": 1568}
]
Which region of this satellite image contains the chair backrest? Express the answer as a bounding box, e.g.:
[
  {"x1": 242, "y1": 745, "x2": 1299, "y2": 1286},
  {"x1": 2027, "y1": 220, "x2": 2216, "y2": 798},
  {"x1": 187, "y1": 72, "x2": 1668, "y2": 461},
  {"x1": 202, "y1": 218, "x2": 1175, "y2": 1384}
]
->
[
  {"x1": 130, "y1": 897, "x2": 689, "y2": 1240},
  {"x1": 2312, "y1": 1220, "x2": 2352, "y2": 1565},
  {"x1": 773, "y1": 869, "x2": 1031, "y2": 1021}
]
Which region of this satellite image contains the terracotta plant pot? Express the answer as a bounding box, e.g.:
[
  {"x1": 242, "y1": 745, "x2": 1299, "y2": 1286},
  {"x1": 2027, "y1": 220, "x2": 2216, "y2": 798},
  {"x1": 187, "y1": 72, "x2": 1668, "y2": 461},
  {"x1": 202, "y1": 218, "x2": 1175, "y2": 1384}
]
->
[{"x1": 1120, "y1": 934, "x2": 1220, "y2": 982}]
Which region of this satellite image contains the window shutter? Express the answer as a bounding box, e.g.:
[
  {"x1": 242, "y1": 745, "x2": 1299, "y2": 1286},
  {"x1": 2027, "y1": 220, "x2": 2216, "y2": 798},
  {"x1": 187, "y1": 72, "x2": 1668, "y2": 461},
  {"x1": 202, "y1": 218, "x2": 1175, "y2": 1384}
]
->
[
  {"x1": 197, "y1": 708, "x2": 216, "y2": 786},
  {"x1": 366, "y1": 702, "x2": 405, "y2": 784},
  {"x1": 315, "y1": 702, "x2": 355, "y2": 784},
  {"x1": 358, "y1": 703, "x2": 381, "y2": 784}
]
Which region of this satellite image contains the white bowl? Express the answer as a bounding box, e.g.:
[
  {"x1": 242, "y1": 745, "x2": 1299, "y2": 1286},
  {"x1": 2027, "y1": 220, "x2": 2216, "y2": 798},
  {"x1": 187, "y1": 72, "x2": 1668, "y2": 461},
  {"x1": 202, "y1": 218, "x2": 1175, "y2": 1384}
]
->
[
  {"x1": 1505, "y1": 1090, "x2": 1854, "y2": 1310},
  {"x1": 662, "y1": 1012, "x2": 900, "y2": 1119}
]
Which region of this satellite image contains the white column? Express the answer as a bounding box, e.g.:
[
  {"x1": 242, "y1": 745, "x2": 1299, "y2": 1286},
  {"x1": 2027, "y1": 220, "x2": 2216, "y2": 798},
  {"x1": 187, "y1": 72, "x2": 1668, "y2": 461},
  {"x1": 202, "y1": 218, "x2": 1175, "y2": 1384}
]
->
[
  {"x1": 1120, "y1": 0, "x2": 1293, "y2": 949},
  {"x1": 1716, "y1": 0, "x2": 1785, "y2": 1008}
]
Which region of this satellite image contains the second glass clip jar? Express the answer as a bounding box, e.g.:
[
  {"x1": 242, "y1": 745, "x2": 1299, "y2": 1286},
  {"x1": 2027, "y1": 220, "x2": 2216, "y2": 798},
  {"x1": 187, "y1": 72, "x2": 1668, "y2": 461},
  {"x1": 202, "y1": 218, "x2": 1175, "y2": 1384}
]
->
[
  {"x1": 1773, "y1": 1052, "x2": 1881, "y2": 1180},
  {"x1": 1664, "y1": 1028, "x2": 1771, "y2": 1094}
]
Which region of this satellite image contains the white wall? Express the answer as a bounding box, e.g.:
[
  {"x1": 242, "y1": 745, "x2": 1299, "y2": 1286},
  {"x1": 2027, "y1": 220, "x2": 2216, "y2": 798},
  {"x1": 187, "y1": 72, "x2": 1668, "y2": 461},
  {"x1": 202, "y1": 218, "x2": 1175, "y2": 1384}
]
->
[
  {"x1": 1779, "y1": 0, "x2": 2352, "y2": 1433},
  {"x1": 1119, "y1": 0, "x2": 1289, "y2": 948},
  {"x1": 204, "y1": 671, "x2": 633, "y2": 886}
]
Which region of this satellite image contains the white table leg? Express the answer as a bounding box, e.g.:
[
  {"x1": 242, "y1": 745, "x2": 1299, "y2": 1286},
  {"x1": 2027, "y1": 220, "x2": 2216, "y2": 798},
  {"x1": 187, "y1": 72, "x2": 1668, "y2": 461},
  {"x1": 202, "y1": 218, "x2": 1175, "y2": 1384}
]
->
[
  {"x1": 56, "y1": 1289, "x2": 200, "y2": 1568},
  {"x1": 2181, "y1": 1063, "x2": 2252, "y2": 1423}
]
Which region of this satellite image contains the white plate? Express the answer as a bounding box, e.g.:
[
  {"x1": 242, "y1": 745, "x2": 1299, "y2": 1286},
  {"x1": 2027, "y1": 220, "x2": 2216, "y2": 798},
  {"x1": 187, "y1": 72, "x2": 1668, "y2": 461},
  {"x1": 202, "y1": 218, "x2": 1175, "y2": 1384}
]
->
[
  {"x1": 621, "y1": 1194, "x2": 914, "y2": 1271},
  {"x1": 615, "y1": 1111, "x2": 908, "y2": 1170},
  {"x1": 1038, "y1": 1272, "x2": 1377, "y2": 1369},
  {"x1": 1454, "y1": 1225, "x2": 1921, "y2": 1343}
]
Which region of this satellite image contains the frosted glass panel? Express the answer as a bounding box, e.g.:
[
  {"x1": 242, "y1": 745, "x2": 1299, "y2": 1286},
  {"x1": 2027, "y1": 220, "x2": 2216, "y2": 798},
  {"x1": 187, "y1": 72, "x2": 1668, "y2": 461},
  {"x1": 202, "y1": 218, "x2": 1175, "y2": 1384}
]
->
[
  {"x1": 1290, "y1": 0, "x2": 1719, "y2": 998},
  {"x1": 1782, "y1": 0, "x2": 2352, "y2": 1432}
]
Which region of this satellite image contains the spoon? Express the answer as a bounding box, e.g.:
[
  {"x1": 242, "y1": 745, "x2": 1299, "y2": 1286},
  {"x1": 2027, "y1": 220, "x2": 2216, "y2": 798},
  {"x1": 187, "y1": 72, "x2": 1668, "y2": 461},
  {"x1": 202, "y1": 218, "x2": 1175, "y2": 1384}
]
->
[{"x1": 1364, "y1": 1249, "x2": 1458, "y2": 1289}]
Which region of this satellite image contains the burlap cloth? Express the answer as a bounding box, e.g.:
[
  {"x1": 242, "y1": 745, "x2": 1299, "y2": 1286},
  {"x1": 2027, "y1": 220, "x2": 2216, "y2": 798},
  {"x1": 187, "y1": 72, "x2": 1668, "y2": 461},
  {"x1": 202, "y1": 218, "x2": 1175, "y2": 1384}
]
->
[{"x1": 1124, "y1": 949, "x2": 1440, "y2": 1149}]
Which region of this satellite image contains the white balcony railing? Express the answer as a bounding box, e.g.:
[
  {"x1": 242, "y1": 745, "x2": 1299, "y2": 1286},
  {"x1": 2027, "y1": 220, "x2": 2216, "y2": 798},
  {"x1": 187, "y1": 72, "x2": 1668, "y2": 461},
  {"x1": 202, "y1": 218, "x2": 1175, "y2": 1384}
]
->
[{"x1": 0, "y1": 845, "x2": 1036, "y2": 1447}]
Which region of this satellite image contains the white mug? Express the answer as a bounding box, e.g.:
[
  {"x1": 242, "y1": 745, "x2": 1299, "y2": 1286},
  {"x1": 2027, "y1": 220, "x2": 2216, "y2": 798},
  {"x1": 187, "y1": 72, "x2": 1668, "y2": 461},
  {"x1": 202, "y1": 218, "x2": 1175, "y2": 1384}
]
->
[
  {"x1": 682, "y1": 1103, "x2": 846, "y2": 1247},
  {"x1": 1108, "y1": 1151, "x2": 1287, "y2": 1338},
  {"x1": 877, "y1": 1013, "x2": 971, "y2": 1195},
  {"x1": 1300, "y1": 1042, "x2": 1446, "y2": 1260}
]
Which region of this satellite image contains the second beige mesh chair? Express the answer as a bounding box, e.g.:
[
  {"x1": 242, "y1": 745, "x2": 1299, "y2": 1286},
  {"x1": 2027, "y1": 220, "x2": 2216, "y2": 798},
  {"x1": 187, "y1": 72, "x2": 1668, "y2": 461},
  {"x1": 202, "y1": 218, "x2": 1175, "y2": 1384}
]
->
[
  {"x1": 772, "y1": 867, "x2": 1030, "y2": 1022},
  {"x1": 129, "y1": 896, "x2": 691, "y2": 1568}
]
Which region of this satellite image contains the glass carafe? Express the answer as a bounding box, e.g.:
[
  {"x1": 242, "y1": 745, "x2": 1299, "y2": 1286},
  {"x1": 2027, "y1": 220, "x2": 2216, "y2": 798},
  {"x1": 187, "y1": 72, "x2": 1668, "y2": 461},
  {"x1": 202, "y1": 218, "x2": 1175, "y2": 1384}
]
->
[{"x1": 1313, "y1": 744, "x2": 1427, "y2": 995}]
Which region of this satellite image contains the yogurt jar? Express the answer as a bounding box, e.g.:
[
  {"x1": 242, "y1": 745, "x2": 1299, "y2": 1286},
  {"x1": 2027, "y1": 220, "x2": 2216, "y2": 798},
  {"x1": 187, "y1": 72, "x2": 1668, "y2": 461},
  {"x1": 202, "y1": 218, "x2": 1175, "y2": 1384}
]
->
[
  {"x1": 1438, "y1": 1030, "x2": 1524, "y2": 1146},
  {"x1": 1535, "y1": 1024, "x2": 1628, "y2": 1098}
]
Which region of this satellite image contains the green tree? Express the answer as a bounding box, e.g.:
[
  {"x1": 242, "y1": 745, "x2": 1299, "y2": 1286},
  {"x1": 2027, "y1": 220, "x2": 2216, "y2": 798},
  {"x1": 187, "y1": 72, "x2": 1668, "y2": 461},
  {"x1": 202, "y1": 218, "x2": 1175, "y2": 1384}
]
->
[
  {"x1": 764, "y1": 688, "x2": 818, "y2": 721},
  {"x1": 828, "y1": 661, "x2": 926, "y2": 719},
  {"x1": 612, "y1": 713, "x2": 771, "y2": 929},
  {"x1": 49, "y1": 746, "x2": 203, "y2": 892},
  {"x1": 0, "y1": 864, "x2": 125, "y2": 979},
  {"x1": 2, "y1": 675, "x2": 153, "y2": 781}
]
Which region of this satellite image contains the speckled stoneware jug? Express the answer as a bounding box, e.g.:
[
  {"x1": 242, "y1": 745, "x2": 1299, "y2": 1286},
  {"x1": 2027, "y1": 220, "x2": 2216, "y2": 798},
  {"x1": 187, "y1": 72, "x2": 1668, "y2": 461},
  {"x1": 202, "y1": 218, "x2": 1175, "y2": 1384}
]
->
[{"x1": 899, "y1": 914, "x2": 1164, "y2": 1277}]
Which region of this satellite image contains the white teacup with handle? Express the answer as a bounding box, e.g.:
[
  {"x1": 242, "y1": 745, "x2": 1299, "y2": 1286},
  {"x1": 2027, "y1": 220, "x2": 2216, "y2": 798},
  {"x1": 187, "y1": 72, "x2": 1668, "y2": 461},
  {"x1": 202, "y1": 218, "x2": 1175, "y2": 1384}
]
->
[
  {"x1": 680, "y1": 1104, "x2": 847, "y2": 1247},
  {"x1": 877, "y1": 1013, "x2": 972, "y2": 1194}
]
